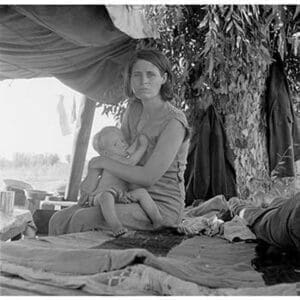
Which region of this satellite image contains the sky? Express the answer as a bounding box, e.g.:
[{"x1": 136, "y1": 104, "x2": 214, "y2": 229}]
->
[{"x1": 0, "y1": 78, "x2": 116, "y2": 161}]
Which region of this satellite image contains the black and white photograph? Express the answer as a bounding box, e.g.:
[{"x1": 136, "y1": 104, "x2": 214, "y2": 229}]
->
[{"x1": 0, "y1": 2, "x2": 299, "y2": 296}]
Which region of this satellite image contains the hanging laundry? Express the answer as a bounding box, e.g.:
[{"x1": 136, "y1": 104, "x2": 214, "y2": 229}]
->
[
  {"x1": 184, "y1": 105, "x2": 237, "y2": 206},
  {"x1": 265, "y1": 52, "x2": 300, "y2": 177},
  {"x1": 57, "y1": 95, "x2": 71, "y2": 136},
  {"x1": 70, "y1": 95, "x2": 77, "y2": 124}
]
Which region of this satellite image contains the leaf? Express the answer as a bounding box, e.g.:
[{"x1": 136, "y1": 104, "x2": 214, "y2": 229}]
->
[
  {"x1": 293, "y1": 5, "x2": 300, "y2": 20},
  {"x1": 226, "y1": 21, "x2": 233, "y2": 33},
  {"x1": 208, "y1": 55, "x2": 214, "y2": 79},
  {"x1": 233, "y1": 20, "x2": 244, "y2": 33},
  {"x1": 225, "y1": 7, "x2": 233, "y2": 22},
  {"x1": 198, "y1": 14, "x2": 208, "y2": 29},
  {"x1": 241, "y1": 8, "x2": 252, "y2": 25},
  {"x1": 236, "y1": 35, "x2": 241, "y2": 48}
]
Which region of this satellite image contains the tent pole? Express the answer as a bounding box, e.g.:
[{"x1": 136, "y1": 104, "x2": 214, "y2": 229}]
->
[{"x1": 65, "y1": 96, "x2": 96, "y2": 201}]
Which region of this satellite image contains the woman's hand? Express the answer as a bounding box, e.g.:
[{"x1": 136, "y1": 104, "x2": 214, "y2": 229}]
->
[{"x1": 78, "y1": 191, "x2": 90, "y2": 207}]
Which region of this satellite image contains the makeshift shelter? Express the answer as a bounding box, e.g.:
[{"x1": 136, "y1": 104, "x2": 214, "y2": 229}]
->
[
  {"x1": 1, "y1": 5, "x2": 300, "y2": 296},
  {"x1": 0, "y1": 5, "x2": 157, "y2": 201}
]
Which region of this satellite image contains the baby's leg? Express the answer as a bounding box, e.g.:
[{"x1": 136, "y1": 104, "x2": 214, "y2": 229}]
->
[
  {"x1": 129, "y1": 188, "x2": 163, "y2": 229},
  {"x1": 80, "y1": 169, "x2": 101, "y2": 194},
  {"x1": 94, "y1": 191, "x2": 127, "y2": 237}
]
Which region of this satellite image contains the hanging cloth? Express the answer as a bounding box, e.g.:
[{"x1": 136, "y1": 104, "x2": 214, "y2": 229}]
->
[
  {"x1": 265, "y1": 52, "x2": 300, "y2": 177},
  {"x1": 184, "y1": 105, "x2": 237, "y2": 206},
  {"x1": 57, "y1": 95, "x2": 71, "y2": 136},
  {"x1": 70, "y1": 95, "x2": 77, "y2": 124}
]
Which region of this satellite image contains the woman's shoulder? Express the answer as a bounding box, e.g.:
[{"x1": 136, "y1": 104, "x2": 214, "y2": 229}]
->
[{"x1": 165, "y1": 101, "x2": 188, "y2": 127}]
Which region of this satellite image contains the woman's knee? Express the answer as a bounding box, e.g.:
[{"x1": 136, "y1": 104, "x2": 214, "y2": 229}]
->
[
  {"x1": 48, "y1": 210, "x2": 65, "y2": 235},
  {"x1": 68, "y1": 207, "x2": 103, "y2": 233},
  {"x1": 69, "y1": 209, "x2": 88, "y2": 233}
]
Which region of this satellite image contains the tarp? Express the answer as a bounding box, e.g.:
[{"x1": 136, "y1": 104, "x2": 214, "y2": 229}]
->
[
  {"x1": 0, "y1": 5, "x2": 156, "y2": 104},
  {"x1": 0, "y1": 231, "x2": 298, "y2": 295}
]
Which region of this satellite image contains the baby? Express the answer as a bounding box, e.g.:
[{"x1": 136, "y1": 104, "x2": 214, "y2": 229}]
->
[{"x1": 80, "y1": 126, "x2": 163, "y2": 237}]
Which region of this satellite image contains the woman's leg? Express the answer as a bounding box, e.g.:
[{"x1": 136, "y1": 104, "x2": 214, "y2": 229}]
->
[
  {"x1": 66, "y1": 202, "x2": 154, "y2": 233},
  {"x1": 68, "y1": 205, "x2": 107, "y2": 233},
  {"x1": 50, "y1": 201, "x2": 161, "y2": 235},
  {"x1": 128, "y1": 188, "x2": 163, "y2": 228},
  {"x1": 48, "y1": 205, "x2": 82, "y2": 235}
]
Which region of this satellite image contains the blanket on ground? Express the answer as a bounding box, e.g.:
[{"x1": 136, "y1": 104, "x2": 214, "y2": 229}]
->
[
  {"x1": 1, "y1": 194, "x2": 299, "y2": 295},
  {"x1": 0, "y1": 231, "x2": 299, "y2": 296}
]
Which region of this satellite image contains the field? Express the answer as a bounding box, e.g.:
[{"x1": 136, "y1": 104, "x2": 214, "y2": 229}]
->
[
  {"x1": 0, "y1": 162, "x2": 88, "y2": 194},
  {"x1": 0, "y1": 159, "x2": 299, "y2": 198}
]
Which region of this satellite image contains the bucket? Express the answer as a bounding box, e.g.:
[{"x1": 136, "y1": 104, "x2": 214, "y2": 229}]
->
[{"x1": 0, "y1": 190, "x2": 15, "y2": 215}]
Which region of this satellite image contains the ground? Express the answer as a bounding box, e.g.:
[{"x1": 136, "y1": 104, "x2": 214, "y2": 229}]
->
[{"x1": 0, "y1": 162, "x2": 72, "y2": 193}]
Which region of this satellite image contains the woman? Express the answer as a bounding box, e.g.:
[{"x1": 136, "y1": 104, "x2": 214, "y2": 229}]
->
[{"x1": 49, "y1": 49, "x2": 190, "y2": 235}]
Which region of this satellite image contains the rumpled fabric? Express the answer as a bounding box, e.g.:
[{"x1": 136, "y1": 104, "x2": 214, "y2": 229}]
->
[
  {"x1": 179, "y1": 194, "x2": 257, "y2": 242},
  {"x1": 0, "y1": 234, "x2": 263, "y2": 289},
  {"x1": 223, "y1": 216, "x2": 256, "y2": 242},
  {"x1": 1, "y1": 231, "x2": 299, "y2": 295},
  {"x1": 265, "y1": 52, "x2": 300, "y2": 176},
  {"x1": 0, "y1": 5, "x2": 137, "y2": 104},
  {"x1": 56, "y1": 95, "x2": 71, "y2": 136},
  {"x1": 177, "y1": 215, "x2": 224, "y2": 236},
  {"x1": 184, "y1": 105, "x2": 237, "y2": 205},
  {"x1": 0, "y1": 208, "x2": 36, "y2": 240}
]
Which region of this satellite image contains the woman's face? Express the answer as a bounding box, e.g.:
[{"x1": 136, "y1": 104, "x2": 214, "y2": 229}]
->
[{"x1": 130, "y1": 59, "x2": 167, "y2": 101}]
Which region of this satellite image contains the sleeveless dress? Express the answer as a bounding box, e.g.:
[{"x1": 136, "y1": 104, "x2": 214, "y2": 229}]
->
[{"x1": 48, "y1": 99, "x2": 189, "y2": 235}]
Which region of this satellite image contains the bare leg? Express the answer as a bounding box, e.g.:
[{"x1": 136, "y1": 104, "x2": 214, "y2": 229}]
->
[
  {"x1": 80, "y1": 169, "x2": 101, "y2": 194},
  {"x1": 94, "y1": 191, "x2": 127, "y2": 237},
  {"x1": 129, "y1": 188, "x2": 163, "y2": 229}
]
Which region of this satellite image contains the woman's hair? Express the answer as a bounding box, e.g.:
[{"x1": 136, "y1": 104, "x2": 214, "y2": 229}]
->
[{"x1": 124, "y1": 49, "x2": 174, "y2": 102}]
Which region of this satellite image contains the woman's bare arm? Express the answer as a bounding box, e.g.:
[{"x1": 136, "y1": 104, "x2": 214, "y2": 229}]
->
[{"x1": 89, "y1": 119, "x2": 185, "y2": 187}]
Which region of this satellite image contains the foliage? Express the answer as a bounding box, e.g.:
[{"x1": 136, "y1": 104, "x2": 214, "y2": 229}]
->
[
  {"x1": 98, "y1": 5, "x2": 299, "y2": 121},
  {"x1": 102, "y1": 99, "x2": 128, "y2": 125},
  {"x1": 142, "y1": 5, "x2": 299, "y2": 198},
  {"x1": 2, "y1": 152, "x2": 61, "y2": 168},
  {"x1": 269, "y1": 5, "x2": 300, "y2": 113},
  {"x1": 97, "y1": 4, "x2": 299, "y2": 198}
]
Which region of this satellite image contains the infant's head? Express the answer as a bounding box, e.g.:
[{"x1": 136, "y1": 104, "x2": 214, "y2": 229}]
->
[{"x1": 93, "y1": 126, "x2": 128, "y2": 156}]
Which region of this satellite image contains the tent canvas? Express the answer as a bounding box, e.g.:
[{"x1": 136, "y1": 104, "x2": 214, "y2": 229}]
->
[
  {"x1": 0, "y1": 5, "x2": 157, "y2": 200},
  {"x1": 0, "y1": 5, "x2": 157, "y2": 104}
]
